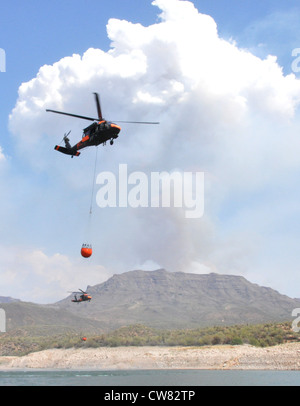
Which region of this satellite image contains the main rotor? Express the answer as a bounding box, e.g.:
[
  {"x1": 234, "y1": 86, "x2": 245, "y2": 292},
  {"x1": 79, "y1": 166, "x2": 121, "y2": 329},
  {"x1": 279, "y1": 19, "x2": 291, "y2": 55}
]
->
[{"x1": 46, "y1": 92, "x2": 159, "y2": 125}]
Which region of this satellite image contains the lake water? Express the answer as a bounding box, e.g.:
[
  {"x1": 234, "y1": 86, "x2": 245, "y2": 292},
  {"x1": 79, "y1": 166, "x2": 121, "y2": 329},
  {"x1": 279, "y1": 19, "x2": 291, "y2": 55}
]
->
[{"x1": 0, "y1": 369, "x2": 300, "y2": 386}]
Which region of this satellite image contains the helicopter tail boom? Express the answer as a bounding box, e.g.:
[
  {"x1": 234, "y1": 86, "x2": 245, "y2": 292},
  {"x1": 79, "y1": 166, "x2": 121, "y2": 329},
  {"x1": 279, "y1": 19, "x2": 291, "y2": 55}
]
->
[{"x1": 54, "y1": 145, "x2": 80, "y2": 157}]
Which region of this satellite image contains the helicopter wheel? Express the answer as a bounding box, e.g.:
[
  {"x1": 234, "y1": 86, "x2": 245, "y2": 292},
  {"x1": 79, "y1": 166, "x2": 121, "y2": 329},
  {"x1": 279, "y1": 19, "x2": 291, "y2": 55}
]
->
[{"x1": 110, "y1": 139, "x2": 114, "y2": 145}]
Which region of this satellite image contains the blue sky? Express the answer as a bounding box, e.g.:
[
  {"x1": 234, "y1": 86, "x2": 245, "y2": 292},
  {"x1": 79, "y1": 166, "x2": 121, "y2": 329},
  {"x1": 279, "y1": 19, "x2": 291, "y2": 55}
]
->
[{"x1": 1, "y1": 0, "x2": 300, "y2": 303}]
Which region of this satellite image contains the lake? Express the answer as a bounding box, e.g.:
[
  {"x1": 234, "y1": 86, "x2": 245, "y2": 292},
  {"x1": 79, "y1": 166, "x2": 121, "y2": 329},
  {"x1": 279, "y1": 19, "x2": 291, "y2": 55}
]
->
[{"x1": 0, "y1": 369, "x2": 300, "y2": 386}]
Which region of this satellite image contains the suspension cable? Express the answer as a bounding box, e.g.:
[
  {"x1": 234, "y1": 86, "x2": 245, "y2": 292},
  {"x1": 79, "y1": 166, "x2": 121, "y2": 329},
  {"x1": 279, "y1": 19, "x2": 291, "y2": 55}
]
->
[{"x1": 89, "y1": 146, "x2": 99, "y2": 216}]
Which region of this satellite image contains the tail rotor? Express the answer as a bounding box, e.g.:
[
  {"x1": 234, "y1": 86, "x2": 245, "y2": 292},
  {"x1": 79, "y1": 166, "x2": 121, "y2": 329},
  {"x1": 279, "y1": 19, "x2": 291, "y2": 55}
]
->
[{"x1": 61, "y1": 130, "x2": 71, "y2": 149}]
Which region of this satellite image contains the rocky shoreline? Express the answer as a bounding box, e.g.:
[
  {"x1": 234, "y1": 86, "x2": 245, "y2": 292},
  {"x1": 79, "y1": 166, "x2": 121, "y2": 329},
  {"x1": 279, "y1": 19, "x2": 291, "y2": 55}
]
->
[{"x1": 0, "y1": 342, "x2": 300, "y2": 370}]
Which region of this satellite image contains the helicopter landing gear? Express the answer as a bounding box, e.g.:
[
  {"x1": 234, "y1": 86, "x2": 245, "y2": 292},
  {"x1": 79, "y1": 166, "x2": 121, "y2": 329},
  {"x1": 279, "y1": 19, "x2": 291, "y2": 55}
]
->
[{"x1": 110, "y1": 139, "x2": 114, "y2": 145}]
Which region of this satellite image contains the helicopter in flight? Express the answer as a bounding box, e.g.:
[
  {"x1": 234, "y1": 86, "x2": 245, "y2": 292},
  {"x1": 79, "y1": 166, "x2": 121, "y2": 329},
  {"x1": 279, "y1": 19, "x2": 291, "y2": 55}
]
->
[
  {"x1": 70, "y1": 289, "x2": 92, "y2": 303},
  {"x1": 46, "y1": 92, "x2": 159, "y2": 157}
]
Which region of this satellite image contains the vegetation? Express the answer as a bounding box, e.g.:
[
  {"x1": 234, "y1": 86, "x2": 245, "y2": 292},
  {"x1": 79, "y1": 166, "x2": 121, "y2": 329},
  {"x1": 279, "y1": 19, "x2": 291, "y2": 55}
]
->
[
  {"x1": 84, "y1": 322, "x2": 297, "y2": 348},
  {"x1": 0, "y1": 321, "x2": 299, "y2": 356}
]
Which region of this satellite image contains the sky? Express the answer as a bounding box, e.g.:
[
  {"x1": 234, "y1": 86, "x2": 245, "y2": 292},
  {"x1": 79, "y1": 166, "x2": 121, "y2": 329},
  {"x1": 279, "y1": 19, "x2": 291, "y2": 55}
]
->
[{"x1": 1, "y1": 0, "x2": 300, "y2": 303}]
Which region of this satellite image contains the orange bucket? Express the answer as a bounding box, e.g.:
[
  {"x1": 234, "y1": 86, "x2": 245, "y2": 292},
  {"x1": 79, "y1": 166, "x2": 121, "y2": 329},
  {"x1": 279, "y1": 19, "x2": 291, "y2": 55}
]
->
[{"x1": 81, "y1": 243, "x2": 92, "y2": 258}]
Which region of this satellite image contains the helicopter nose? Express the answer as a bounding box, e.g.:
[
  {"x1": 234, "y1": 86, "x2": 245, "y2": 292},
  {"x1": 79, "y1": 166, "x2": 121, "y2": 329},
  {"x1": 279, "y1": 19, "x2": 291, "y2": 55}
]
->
[{"x1": 111, "y1": 123, "x2": 121, "y2": 133}]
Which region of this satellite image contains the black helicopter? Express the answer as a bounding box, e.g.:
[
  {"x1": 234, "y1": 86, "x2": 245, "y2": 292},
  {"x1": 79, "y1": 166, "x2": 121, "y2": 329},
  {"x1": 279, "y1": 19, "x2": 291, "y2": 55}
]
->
[
  {"x1": 46, "y1": 93, "x2": 159, "y2": 157},
  {"x1": 70, "y1": 289, "x2": 92, "y2": 303}
]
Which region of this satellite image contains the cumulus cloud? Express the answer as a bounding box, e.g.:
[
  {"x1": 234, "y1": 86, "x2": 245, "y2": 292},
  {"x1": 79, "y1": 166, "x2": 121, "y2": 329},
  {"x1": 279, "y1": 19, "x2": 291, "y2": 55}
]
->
[
  {"x1": 5, "y1": 0, "x2": 300, "y2": 301},
  {"x1": 0, "y1": 245, "x2": 110, "y2": 303}
]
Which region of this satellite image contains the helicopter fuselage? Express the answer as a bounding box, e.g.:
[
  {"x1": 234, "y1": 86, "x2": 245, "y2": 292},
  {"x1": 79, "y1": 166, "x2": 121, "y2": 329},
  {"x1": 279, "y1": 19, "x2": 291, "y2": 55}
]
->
[
  {"x1": 83, "y1": 120, "x2": 121, "y2": 146},
  {"x1": 71, "y1": 294, "x2": 92, "y2": 303},
  {"x1": 54, "y1": 120, "x2": 121, "y2": 157}
]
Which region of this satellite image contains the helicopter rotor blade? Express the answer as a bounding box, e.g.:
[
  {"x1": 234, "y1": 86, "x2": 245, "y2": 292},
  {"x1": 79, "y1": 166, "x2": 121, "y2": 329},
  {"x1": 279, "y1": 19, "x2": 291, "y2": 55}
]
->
[
  {"x1": 93, "y1": 92, "x2": 103, "y2": 121},
  {"x1": 59, "y1": 130, "x2": 71, "y2": 145},
  {"x1": 46, "y1": 109, "x2": 98, "y2": 121},
  {"x1": 46, "y1": 108, "x2": 159, "y2": 124},
  {"x1": 113, "y1": 120, "x2": 160, "y2": 124}
]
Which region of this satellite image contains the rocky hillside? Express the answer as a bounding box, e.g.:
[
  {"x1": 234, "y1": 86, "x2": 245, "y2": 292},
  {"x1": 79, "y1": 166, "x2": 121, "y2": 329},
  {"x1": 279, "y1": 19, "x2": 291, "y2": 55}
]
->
[
  {"x1": 56, "y1": 269, "x2": 300, "y2": 330},
  {"x1": 0, "y1": 301, "x2": 103, "y2": 336},
  {"x1": 1, "y1": 269, "x2": 299, "y2": 335}
]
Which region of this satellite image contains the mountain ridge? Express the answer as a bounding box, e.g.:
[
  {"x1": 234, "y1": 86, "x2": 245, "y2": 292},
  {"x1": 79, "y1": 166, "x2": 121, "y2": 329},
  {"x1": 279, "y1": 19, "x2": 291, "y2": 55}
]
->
[
  {"x1": 1, "y1": 269, "x2": 299, "y2": 335},
  {"x1": 56, "y1": 269, "x2": 300, "y2": 330}
]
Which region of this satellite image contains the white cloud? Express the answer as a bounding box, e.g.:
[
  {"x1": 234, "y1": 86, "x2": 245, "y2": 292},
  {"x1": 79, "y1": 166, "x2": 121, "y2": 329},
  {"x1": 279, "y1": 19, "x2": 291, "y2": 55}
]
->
[
  {"x1": 0, "y1": 245, "x2": 110, "y2": 303},
  {"x1": 4, "y1": 0, "x2": 300, "y2": 301}
]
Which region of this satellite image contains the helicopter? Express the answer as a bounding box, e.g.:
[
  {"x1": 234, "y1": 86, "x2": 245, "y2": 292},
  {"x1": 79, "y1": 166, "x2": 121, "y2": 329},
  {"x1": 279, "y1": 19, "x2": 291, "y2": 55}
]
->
[
  {"x1": 70, "y1": 289, "x2": 92, "y2": 303},
  {"x1": 46, "y1": 92, "x2": 159, "y2": 157}
]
